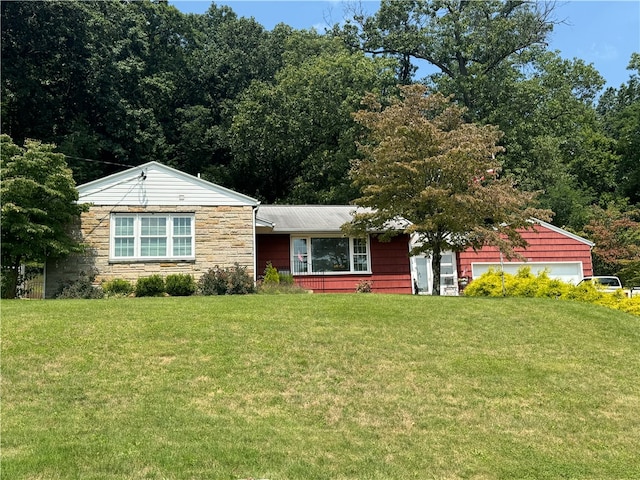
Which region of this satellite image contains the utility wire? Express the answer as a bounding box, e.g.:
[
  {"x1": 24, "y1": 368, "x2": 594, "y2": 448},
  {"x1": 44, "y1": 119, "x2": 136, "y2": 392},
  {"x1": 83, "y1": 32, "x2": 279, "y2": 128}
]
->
[{"x1": 63, "y1": 154, "x2": 132, "y2": 168}]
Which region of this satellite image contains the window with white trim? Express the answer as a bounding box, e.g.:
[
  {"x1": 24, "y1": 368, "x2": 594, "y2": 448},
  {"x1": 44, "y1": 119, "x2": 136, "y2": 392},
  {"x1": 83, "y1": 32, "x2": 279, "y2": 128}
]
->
[
  {"x1": 110, "y1": 213, "x2": 195, "y2": 261},
  {"x1": 291, "y1": 236, "x2": 370, "y2": 274}
]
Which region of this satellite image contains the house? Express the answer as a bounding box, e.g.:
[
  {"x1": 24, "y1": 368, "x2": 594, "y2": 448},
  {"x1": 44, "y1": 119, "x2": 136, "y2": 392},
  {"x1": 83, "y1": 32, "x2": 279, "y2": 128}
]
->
[
  {"x1": 44, "y1": 161, "x2": 259, "y2": 297},
  {"x1": 45, "y1": 162, "x2": 414, "y2": 296},
  {"x1": 255, "y1": 205, "x2": 413, "y2": 294},
  {"x1": 411, "y1": 220, "x2": 594, "y2": 296},
  {"x1": 44, "y1": 162, "x2": 594, "y2": 297}
]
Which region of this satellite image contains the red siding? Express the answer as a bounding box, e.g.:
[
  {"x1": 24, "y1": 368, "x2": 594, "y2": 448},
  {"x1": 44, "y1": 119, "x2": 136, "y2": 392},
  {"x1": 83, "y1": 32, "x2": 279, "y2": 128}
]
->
[
  {"x1": 257, "y1": 234, "x2": 290, "y2": 276},
  {"x1": 256, "y1": 234, "x2": 412, "y2": 294},
  {"x1": 457, "y1": 224, "x2": 593, "y2": 279}
]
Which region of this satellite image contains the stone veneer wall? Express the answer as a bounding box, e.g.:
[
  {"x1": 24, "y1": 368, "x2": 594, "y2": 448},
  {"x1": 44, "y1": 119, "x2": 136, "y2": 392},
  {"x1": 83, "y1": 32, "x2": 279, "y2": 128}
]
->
[{"x1": 45, "y1": 205, "x2": 255, "y2": 297}]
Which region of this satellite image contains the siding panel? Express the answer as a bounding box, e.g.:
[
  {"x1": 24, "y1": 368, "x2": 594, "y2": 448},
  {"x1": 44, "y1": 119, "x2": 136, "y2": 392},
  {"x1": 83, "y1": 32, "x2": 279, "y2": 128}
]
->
[
  {"x1": 79, "y1": 162, "x2": 257, "y2": 206},
  {"x1": 256, "y1": 233, "x2": 412, "y2": 293},
  {"x1": 457, "y1": 224, "x2": 593, "y2": 282}
]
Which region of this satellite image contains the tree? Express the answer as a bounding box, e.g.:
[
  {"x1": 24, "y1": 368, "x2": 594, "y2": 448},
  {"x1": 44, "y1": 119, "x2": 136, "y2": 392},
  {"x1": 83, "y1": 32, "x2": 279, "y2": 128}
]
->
[
  {"x1": 0, "y1": 135, "x2": 87, "y2": 298},
  {"x1": 337, "y1": 0, "x2": 556, "y2": 109},
  {"x1": 336, "y1": 1, "x2": 621, "y2": 231},
  {"x1": 344, "y1": 85, "x2": 551, "y2": 295},
  {"x1": 582, "y1": 203, "x2": 640, "y2": 286},
  {"x1": 488, "y1": 51, "x2": 614, "y2": 229},
  {"x1": 597, "y1": 53, "x2": 640, "y2": 204},
  {"x1": 229, "y1": 33, "x2": 396, "y2": 203}
]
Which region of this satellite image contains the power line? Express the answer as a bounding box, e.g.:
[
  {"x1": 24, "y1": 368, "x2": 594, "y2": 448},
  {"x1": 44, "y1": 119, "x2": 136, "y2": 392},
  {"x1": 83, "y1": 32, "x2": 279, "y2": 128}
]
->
[{"x1": 62, "y1": 154, "x2": 132, "y2": 168}]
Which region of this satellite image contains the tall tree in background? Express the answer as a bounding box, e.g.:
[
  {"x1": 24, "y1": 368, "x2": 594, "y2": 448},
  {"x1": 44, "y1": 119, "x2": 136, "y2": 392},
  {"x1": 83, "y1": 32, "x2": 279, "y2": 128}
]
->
[
  {"x1": 488, "y1": 51, "x2": 615, "y2": 228},
  {"x1": 345, "y1": 85, "x2": 551, "y2": 295},
  {"x1": 229, "y1": 33, "x2": 396, "y2": 203},
  {"x1": 173, "y1": 4, "x2": 285, "y2": 183},
  {"x1": 1, "y1": 135, "x2": 87, "y2": 298},
  {"x1": 1, "y1": 0, "x2": 195, "y2": 182},
  {"x1": 337, "y1": 0, "x2": 555, "y2": 112},
  {"x1": 597, "y1": 53, "x2": 640, "y2": 204}
]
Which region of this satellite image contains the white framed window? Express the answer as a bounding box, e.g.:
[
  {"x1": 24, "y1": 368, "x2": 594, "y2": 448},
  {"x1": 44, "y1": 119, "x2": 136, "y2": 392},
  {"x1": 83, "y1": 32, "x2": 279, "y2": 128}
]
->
[
  {"x1": 110, "y1": 213, "x2": 194, "y2": 261},
  {"x1": 291, "y1": 236, "x2": 370, "y2": 274}
]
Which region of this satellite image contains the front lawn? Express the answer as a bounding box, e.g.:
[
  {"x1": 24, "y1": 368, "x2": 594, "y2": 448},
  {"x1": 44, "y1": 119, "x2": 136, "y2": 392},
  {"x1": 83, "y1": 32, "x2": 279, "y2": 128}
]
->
[{"x1": 2, "y1": 295, "x2": 639, "y2": 479}]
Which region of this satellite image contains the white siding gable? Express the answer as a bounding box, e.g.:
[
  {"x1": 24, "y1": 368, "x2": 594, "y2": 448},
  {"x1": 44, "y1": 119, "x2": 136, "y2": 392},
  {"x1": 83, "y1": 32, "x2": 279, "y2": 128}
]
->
[{"x1": 78, "y1": 161, "x2": 258, "y2": 207}]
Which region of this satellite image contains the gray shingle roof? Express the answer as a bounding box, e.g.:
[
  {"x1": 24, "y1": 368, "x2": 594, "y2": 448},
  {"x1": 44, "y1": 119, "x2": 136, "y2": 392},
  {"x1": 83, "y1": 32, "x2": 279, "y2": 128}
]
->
[{"x1": 256, "y1": 205, "x2": 409, "y2": 233}]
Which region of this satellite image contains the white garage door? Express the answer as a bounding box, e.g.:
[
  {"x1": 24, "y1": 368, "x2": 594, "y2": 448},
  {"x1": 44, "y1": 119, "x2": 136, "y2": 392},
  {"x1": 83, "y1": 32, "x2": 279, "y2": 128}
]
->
[{"x1": 471, "y1": 262, "x2": 584, "y2": 285}]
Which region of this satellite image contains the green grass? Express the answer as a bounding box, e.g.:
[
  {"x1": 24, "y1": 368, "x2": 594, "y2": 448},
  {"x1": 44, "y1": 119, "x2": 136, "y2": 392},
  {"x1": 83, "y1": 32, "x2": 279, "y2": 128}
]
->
[{"x1": 2, "y1": 295, "x2": 640, "y2": 479}]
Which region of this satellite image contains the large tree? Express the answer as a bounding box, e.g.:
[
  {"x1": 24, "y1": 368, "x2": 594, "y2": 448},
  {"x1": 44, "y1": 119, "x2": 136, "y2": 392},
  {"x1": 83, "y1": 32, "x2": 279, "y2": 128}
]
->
[
  {"x1": 597, "y1": 53, "x2": 640, "y2": 205},
  {"x1": 1, "y1": 135, "x2": 87, "y2": 298},
  {"x1": 582, "y1": 203, "x2": 640, "y2": 285},
  {"x1": 345, "y1": 85, "x2": 550, "y2": 294},
  {"x1": 228, "y1": 32, "x2": 396, "y2": 203},
  {"x1": 337, "y1": 0, "x2": 556, "y2": 109}
]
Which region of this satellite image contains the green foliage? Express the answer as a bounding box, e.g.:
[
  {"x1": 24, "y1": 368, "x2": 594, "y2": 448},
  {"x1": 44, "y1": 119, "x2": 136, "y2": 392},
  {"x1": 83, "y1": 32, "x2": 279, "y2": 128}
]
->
[
  {"x1": 582, "y1": 204, "x2": 640, "y2": 278},
  {"x1": 135, "y1": 275, "x2": 166, "y2": 297},
  {"x1": 229, "y1": 34, "x2": 396, "y2": 203},
  {"x1": 2, "y1": 0, "x2": 637, "y2": 278},
  {"x1": 258, "y1": 266, "x2": 303, "y2": 294},
  {"x1": 56, "y1": 273, "x2": 104, "y2": 299},
  {"x1": 597, "y1": 54, "x2": 640, "y2": 203},
  {"x1": 1, "y1": 135, "x2": 88, "y2": 298},
  {"x1": 165, "y1": 274, "x2": 197, "y2": 297},
  {"x1": 347, "y1": 84, "x2": 551, "y2": 295},
  {"x1": 262, "y1": 262, "x2": 280, "y2": 285},
  {"x1": 279, "y1": 272, "x2": 294, "y2": 286},
  {"x1": 102, "y1": 278, "x2": 134, "y2": 297},
  {"x1": 617, "y1": 261, "x2": 640, "y2": 288},
  {"x1": 198, "y1": 264, "x2": 255, "y2": 296},
  {"x1": 465, "y1": 267, "x2": 640, "y2": 316}
]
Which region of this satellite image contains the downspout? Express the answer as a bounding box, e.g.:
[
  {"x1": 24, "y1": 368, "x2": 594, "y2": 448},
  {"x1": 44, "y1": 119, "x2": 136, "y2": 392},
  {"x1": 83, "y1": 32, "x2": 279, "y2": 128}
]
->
[{"x1": 252, "y1": 203, "x2": 260, "y2": 284}]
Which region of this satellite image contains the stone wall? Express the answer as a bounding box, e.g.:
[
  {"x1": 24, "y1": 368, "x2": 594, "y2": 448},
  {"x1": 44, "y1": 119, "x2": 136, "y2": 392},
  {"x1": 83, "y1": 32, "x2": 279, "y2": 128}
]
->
[{"x1": 45, "y1": 205, "x2": 255, "y2": 297}]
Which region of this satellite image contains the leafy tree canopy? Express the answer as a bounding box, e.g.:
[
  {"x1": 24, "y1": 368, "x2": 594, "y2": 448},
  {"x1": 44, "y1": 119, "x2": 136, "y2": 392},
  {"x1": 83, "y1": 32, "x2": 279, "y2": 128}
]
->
[
  {"x1": 344, "y1": 85, "x2": 551, "y2": 294},
  {"x1": 229, "y1": 33, "x2": 397, "y2": 203},
  {"x1": 1, "y1": 135, "x2": 87, "y2": 298}
]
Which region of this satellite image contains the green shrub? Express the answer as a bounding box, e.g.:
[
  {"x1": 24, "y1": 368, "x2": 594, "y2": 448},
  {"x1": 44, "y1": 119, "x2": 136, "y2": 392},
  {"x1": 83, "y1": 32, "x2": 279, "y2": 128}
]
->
[
  {"x1": 135, "y1": 275, "x2": 165, "y2": 297},
  {"x1": 617, "y1": 260, "x2": 640, "y2": 288},
  {"x1": 198, "y1": 264, "x2": 255, "y2": 295},
  {"x1": 198, "y1": 267, "x2": 229, "y2": 295},
  {"x1": 227, "y1": 263, "x2": 255, "y2": 294},
  {"x1": 465, "y1": 267, "x2": 640, "y2": 316},
  {"x1": 165, "y1": 274, "x2": 197, "y2": 296},
  {"x1": 263, "y1": 262, "x2": 280, "y2": 285},
  {"x1": 463, "y1": 269, "x2": 505, "y2": 297},
  {"x1": 102, "y1": 278, "x2": 133, "y2": 297},
  {"x1": 279, "y1": 273, "x2": 294, "y2": 286},
  {"x1": 57, "y1": 273, "x2": 104, "y2": 299}
]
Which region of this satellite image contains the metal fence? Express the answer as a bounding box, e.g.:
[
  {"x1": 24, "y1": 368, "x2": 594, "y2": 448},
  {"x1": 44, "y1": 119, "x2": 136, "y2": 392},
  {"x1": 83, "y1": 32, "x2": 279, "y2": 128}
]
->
[
  {"x1": 269, "y1": 266, "x2": 328, "y2": 293},
  {"x1": 18, "y1": 266, "x2": 45, "y2": 299}
]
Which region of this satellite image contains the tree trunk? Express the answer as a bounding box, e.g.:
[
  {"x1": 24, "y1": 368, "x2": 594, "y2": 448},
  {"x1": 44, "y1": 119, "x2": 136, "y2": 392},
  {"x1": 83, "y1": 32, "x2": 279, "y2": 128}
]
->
[{"x1": 432, "y1": 246, "x2": 442, "y2": 296}]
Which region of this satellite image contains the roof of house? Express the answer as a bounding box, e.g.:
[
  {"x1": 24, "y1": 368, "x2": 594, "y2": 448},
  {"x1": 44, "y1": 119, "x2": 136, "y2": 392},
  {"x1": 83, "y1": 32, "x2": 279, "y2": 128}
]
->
[
  {"x1": 77, "y1": 161, "x2": 258, "y2": 207},
  {"x1": 256, "y1": 205, "x2": 409, "y2": 233}
]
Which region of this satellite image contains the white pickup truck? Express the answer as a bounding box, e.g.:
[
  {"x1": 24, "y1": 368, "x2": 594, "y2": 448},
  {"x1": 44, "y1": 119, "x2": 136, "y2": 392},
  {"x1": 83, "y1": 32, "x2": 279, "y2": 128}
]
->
[{"x1": 579, "y1": 276, "x2": 640, "y2": 298}]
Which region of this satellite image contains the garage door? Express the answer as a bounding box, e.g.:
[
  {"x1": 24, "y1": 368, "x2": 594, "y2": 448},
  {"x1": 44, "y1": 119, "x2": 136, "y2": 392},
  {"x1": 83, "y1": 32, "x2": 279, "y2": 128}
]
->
[{"x1": 471, "y1": 262, "x2": 584, "y2": 285}]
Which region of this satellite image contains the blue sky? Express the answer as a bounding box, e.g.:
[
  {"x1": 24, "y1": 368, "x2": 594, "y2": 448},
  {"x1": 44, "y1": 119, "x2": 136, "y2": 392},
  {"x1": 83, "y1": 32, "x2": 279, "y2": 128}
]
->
[{"x1": 171, "y1": 1, "x2": 639, "y2": 91}]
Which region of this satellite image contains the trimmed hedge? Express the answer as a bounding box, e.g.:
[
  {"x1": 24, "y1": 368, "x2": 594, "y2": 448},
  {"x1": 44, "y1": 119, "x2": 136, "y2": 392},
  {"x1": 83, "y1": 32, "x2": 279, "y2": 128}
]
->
[
  {"x1": 135, "y1": 275, "x2": 166, "y2": 297},
  {"x1": 165, "y1": 274, "x2": 197, "y2": 296}
]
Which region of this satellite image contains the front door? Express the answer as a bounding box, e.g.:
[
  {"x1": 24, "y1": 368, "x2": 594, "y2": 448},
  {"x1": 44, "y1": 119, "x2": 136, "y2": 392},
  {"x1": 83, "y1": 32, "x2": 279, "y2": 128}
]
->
[{"x1": 414, "y1": 256, "x2": 430, "y2": 294}]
